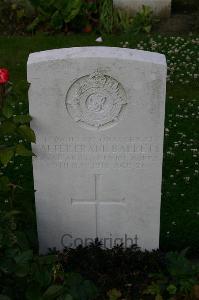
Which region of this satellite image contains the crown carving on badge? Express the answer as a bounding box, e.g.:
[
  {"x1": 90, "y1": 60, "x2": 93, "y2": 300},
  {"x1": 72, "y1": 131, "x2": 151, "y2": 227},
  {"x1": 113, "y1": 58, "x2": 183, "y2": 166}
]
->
[
  {"x1": 74, "y1": 71, "x2": 127, "y2": 108},
  {"x1": 76, "y1": 72, "x2": 106, "y2": 97},
  {"x1": 88, "y1": 71, "x2": 107, "y2": 88}
]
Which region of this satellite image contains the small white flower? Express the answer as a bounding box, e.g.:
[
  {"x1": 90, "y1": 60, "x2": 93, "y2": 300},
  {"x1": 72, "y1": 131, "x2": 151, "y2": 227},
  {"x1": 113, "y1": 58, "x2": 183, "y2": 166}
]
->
[
  {"x1": 184, "y1": 176, "x2": 190, "y2": 182},
  {"x1": 95, "y1": 37, "x2": 103, "y2": 43}
]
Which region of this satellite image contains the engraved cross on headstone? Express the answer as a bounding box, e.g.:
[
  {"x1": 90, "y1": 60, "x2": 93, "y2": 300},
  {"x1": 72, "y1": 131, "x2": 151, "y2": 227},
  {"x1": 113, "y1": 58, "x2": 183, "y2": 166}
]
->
[{"x1": 71, "y1": 174, "x2": 125, "y2": 237}]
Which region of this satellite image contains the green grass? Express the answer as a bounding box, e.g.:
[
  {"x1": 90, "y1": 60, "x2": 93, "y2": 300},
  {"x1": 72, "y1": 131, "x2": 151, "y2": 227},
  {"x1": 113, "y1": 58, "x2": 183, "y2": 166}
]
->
[{"x1": 0, "y1": 33, "x2": 198, "y2": 253}]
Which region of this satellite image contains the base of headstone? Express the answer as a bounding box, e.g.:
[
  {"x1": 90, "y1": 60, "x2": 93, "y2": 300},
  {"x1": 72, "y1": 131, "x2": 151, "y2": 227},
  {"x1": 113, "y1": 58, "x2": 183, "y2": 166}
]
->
[{"x1": 113, "y1": 0, "x2": 171, "y2": 18}]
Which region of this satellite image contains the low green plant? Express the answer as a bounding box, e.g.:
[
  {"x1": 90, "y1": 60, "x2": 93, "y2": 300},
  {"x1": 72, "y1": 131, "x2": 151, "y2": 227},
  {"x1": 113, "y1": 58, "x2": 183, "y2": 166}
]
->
[
  {"x1": 0, "y1": 0, "x2": 35, "y2": 34},
  {"x1": 27, "y1": 0, "x2": 82, "y2": 32},
  {"x1": 166, "y1": 249, "x2": 199, "y2": 294},
  {"x1": 70, "y1": 0, "x2": 98, "y2": 33},
  {"x1": 144, "y1": 249, "x2": 199, "y2": 299},
  {"x1": 0, "y1": 77, "x2": 35, "y2": 170},
  {"x1": 10, "y1": 0, "x2": 34, "y2": 21},
  {"x1": 107, "y1": 288, "x2": 122, "y2": 300},
  {"x1": 131, "y1": 5, "x2": 154, "y2": 34},
  {"x1": 99, "y1": 0, "x2": 113, "y2": 34},
  {"x1": 0, "y1": 211, "x2": 98, "y2": 299},
  {"x1": 0, "y1": 0, "x2": 158, "y2": 35},
  {"x1": 113, "y1": 9, "x2": 132, "y2": 33}
]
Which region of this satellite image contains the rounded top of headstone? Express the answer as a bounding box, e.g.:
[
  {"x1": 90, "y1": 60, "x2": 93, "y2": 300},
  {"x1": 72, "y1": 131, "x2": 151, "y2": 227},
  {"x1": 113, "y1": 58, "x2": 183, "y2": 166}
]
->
[{"x1": 27, "y1": 47, "x2": 166, "y2": 66}]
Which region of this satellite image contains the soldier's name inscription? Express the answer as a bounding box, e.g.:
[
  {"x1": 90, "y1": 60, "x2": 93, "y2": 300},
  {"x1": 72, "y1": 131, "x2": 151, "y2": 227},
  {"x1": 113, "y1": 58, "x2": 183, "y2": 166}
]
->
[{"x1": 36, "y1": 135, "x2": 161, "y2": 169}]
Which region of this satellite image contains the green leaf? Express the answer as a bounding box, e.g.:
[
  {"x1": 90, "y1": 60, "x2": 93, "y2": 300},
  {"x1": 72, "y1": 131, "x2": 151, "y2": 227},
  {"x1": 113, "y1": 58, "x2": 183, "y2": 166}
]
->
[
  {"x1": 13, "y1": 114, "x2": 32, "y2": 124},
  {"x1": 167, "y1": 284, "x2": 177, "y2": 295},
  {"x1": 180, "y1": 247, "x2": 190, "y2": 257},
  {"x1": 81, "y1": 280, "x2": 98, "y2": 299},
  {"x1": 155, "y1": 295, "x2": 163, "y2": 300},
  {"x1": 62, "y1": 0, "x2": 82, "y2": 23},
  {"x1": 16, "y1": 144, "x2": 34, "y2": 157},
  {"x1": 5, "y1": 85, "x2": 13, "y2": 96},
  {"x1": 2, "y1": 104, "x2": 13, "y2": 118},
  {"x1": 43, "y1": 285, "x2": 64, "y2": 300},
  {"x1": 144, "y1": 25, "x2": 152, "y2": 33},
  {"x1": 0, "y1": 295, "x2": 11, "y2": 300},
  {"x1": 65, "y1": 273, "x2": 98, "y2": 300},
  {"x1": 107, "y1": 288, "x2": 122, "y2": 300},
  {"x1": 26, "y1": 16, "x2": 41, "y2": 31},
  {"x1": 36, "y1": 254, "x2": 57, "y2": 265},
  {"x1": 28, "y1": 0, "x2": 41, "y2": 7},
  {"x1": 51, "y1": 11, "x2": 64, "y2": 29},
  {"x1": 15, "y1": 263, "x2": 30, "y2": 277},
  {"x1": 0, "y1": 257, "x2": 15, "y2": 274},
  {"x1": 63, "y1": 295, "x2": 73, "y2": 300},
  {"x1": 0, "y1": 176, "x2": 10, "y2": 192},
  {"x1": 15, "y1": 250, "x2": 33, "y2": 264},
  {"x1": 31, "y1": 262, "x2": 51, "y2": 287},
  {"x1": 26, "y1": 285, "x2": 42, "y2": 300},
  {"x1": 4, "y1": 210, "x2": 21, "y2": 219},
  {"x1": 5, "y1": 247, "x2": 18, "y2": 257},
  {"x1": 0, "y1": 121, "x2": 16, "y2": 135},
  {"x1": 0, "y1": 147, "x2": 15, "y2": 165},
  {"x1": 144, "y1": 282, "x2": 161, "y2": 295},
  {"x1": 15, "y1": 231, "x2": 30, "y2": 250},
  {"x1": 18, "y1": 125, "x2": 36, "y2": 143}
]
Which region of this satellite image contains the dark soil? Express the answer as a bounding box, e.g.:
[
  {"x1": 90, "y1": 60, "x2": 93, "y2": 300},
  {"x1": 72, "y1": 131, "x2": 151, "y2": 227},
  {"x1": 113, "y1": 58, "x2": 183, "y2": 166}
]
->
[{"x1": 157, "y1": 13, "x2": 199, "y2": 33}]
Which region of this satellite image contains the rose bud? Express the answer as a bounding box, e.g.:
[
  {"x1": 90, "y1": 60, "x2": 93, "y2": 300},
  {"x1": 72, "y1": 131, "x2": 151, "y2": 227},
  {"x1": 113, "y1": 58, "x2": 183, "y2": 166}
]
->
[{"x1": 0, "y1": 68, "x2": 9, "y2": 84}]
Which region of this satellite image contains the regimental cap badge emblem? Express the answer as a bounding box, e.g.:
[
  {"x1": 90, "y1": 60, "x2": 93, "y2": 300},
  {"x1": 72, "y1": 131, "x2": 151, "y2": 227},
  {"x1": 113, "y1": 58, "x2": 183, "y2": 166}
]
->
[{"x1": 66, "y1": 71, "x2": 127, "y2": 130}]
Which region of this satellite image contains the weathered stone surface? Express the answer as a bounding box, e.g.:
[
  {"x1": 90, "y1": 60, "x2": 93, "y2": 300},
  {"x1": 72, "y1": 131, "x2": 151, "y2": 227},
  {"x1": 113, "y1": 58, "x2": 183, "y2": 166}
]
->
[
  {"x1": 27, "y1": 47, "x2": 167, "y2": 254},
  {"x1": 113, "y1": 0, "x2": 171, "y2": 18}
]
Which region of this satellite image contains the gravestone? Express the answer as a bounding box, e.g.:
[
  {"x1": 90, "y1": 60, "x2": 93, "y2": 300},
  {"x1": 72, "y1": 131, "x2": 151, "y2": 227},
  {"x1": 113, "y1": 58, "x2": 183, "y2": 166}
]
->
[
  {"x1": 27, "y1": 47, "x2": 167, "y2": 254},
  {"x1": 113, "y1": 0, "x2": 171, "y2": 18}
]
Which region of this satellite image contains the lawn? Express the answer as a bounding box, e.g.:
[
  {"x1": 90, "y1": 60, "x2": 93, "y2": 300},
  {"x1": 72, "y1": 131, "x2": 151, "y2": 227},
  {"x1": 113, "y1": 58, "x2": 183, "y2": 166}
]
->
[{"x1": 0, "y1": 32, "x2": 198, "y2": 254}]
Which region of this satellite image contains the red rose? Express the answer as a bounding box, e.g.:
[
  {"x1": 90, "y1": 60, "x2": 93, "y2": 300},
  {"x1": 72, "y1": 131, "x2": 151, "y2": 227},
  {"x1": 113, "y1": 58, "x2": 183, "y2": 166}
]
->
[{"x1": 0, "y1": 68, "x2": 9, "y2": 84}]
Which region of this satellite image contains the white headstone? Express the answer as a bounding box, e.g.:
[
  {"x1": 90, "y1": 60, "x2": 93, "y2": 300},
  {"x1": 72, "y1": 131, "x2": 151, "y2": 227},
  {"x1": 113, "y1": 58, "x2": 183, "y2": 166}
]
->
[
  {"x1": 113, "y1": 0, "x2": 171, "y2": 18},
  {"x1": 27, "y1": 47, "x2": 167, "y2": 254}
]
